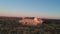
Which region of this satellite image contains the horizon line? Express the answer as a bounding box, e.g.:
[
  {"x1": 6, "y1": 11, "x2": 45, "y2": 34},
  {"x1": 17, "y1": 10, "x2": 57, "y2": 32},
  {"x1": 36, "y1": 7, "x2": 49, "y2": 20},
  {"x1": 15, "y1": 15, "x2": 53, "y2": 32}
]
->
[{"x1": 0, "y1": 15, "x2": 60, "y2": 19}]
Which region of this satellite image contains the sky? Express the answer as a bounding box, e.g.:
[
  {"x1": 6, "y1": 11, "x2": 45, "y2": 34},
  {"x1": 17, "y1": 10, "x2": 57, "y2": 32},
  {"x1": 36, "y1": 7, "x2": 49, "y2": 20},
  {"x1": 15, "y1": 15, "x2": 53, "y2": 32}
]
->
[{"x1": 0, "y1": 0, "x2": 60, "y2": 19}]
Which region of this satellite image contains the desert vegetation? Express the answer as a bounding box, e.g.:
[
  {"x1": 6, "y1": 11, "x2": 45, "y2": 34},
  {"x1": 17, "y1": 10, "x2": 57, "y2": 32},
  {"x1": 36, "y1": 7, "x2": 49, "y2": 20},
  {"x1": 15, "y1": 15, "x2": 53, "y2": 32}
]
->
[{"x1": 0, "y1": 17, "x2": 60, "y2": 34}]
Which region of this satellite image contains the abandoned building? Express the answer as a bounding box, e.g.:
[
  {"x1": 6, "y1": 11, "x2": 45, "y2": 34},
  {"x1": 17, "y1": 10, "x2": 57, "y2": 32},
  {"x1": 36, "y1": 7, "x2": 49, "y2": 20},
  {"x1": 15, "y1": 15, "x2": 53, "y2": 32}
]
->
[{"x1": 19, "y1": 17, "x2": 43, "y2": 25}]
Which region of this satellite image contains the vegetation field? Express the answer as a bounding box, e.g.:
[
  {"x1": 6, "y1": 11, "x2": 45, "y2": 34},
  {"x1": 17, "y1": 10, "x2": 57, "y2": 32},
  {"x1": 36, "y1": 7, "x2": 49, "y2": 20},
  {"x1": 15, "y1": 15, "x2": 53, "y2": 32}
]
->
[{"x1": 0, "y1": 17, "x2": 60, "y2": 34}]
